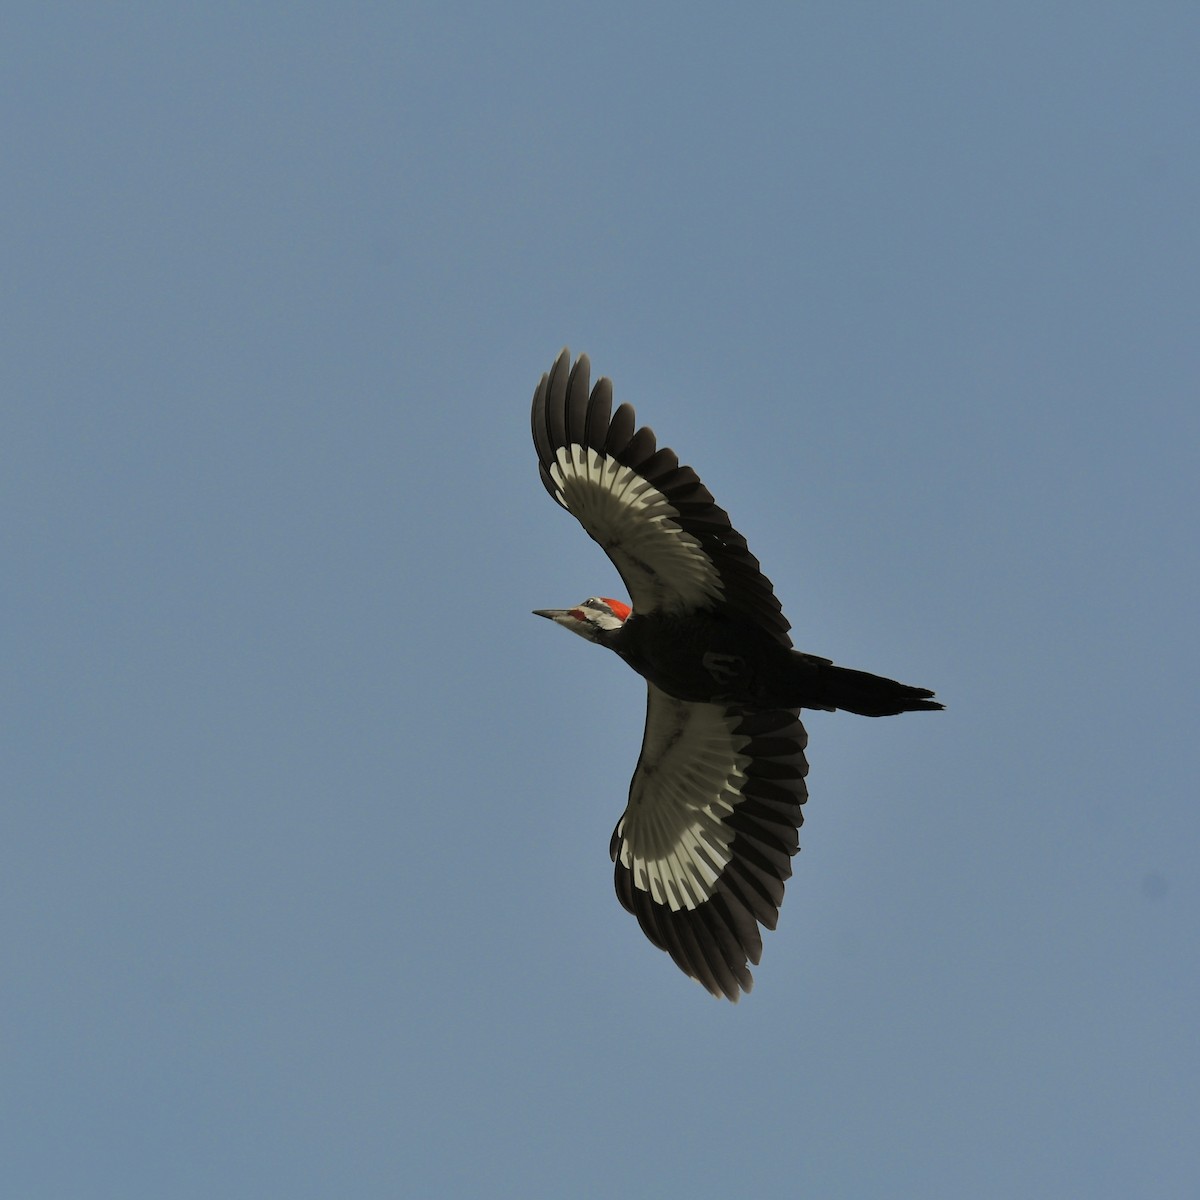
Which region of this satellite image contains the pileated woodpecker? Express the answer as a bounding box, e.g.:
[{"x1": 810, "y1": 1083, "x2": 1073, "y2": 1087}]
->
[{"x1": 532, "y1": 349, "x2": 942, "y2": 1000}]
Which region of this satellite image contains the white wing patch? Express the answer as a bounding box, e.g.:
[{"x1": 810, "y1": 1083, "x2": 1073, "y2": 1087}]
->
[
  {"x1": 550, "y1": 444, "x2": 724, "y2": 613},
  {"x1": 615, "y1": 686, "x2": 752, "y2": 912}
]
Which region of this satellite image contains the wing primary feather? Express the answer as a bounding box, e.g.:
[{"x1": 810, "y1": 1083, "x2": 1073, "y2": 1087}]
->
[
  {"x1": 604, "y1": 402, "x2": 636, "y2": 457},
  {"x1": 546, "y1": 348, "x2": 570, "y2": 452},
  {"x1": 666, "y1": 910, "x2": 724, "y2": 998},
  {"x1": 565, "y1": 353, "x2": 591, "y2": 446},
  {"x1": 530, "y1": 373, "x2": 552, "y2": 467},
  {"x1": 537, "y1": 463, "x2": 562, "y2": 505},
  {"x1": 687, "y1": 909, "x2": 743, "y2": 1001},
  {"x1": 623, "y1": 425, "x2": 658, "y2": 469},
  {"x1": 637, "y1": 446, "x2": 682, "y2": 485},
  {"x1": 699, "y1": 894, "x2": 755, "y2": 978},
  {"x1": 709, "y1": 889, "x2": 763, "y2": 966},
  {"x1": 720, "y1": 862, "x2": 782, "y2": 929},
  {"x1": 531, "y1": 348, "x2": 571, "y2": 473},
  {"x1": 584, "y1": 377, "x2": 613, "y2": 452}
]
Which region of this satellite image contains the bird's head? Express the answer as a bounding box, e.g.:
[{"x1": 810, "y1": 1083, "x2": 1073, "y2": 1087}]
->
[{"x1": 533, "y1": 596, "x2": 632, "y2": 645}]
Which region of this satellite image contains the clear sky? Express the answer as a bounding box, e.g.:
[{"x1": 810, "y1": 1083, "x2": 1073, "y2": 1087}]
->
[{"x1": 3, "y1": 4, "x2": 1197, "y2": 1197}]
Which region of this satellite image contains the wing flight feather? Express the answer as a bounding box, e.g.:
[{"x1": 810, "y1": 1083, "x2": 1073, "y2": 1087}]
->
[
  {"x1": 609, "y1": 683, "x2": 808, "y2": 1000},
  {"x1": 532, "y1": 348, "x2": 791, "y2": 645}
]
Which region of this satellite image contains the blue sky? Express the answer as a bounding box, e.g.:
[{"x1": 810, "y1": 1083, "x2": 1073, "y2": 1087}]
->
[{"x1": 3, "y1": 4, "x2": 1197, "y2": 1196}]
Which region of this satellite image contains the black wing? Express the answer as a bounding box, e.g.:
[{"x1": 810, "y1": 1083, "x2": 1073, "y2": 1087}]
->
[
  {"x1": 610, "y1": 684, "x2": 809, "y2": 1000},
  {"x1": 531, "y1": 348, "x2": 792, "y2": 647}
]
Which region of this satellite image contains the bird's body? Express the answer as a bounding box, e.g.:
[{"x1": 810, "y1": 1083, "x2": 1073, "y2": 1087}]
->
[
  {"x1": 602, "y1": 607, "x2": 939, "y2": 714},
  {"x1": 531, "y1": 350, "x2": 941, "y2": 1000},
  {"x1": 593, "y1": 606, "x2": 789, "y2": 705}
]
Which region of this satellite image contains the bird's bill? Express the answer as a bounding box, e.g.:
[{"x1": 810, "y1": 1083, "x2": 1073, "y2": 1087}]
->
[{"x1": 532, "y1": 608, "x2": 571, "y2": 621}]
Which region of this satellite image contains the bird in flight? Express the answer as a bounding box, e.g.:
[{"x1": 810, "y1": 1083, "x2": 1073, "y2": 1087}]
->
[{"x1": 531, "y1": 350, "x2": 942, "y2": 1000}]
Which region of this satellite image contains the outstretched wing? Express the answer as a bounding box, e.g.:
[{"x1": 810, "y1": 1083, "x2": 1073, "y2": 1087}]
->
[
  {"x1": 531, "y1": 348, "x2": 792, "y2": 647},
  {"x1": 610, "y1": 683, "x2": 809, "y2": 1000}
]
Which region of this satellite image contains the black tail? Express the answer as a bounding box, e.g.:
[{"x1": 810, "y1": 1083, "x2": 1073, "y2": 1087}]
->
[{"x1": 809, "y1": 660, "x2": 943, "y2": 718}]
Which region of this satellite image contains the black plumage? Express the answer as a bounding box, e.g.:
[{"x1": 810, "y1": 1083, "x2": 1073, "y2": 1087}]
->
[{"x1": 532, "y1": 349, "x2": 941, "y2": 999}]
